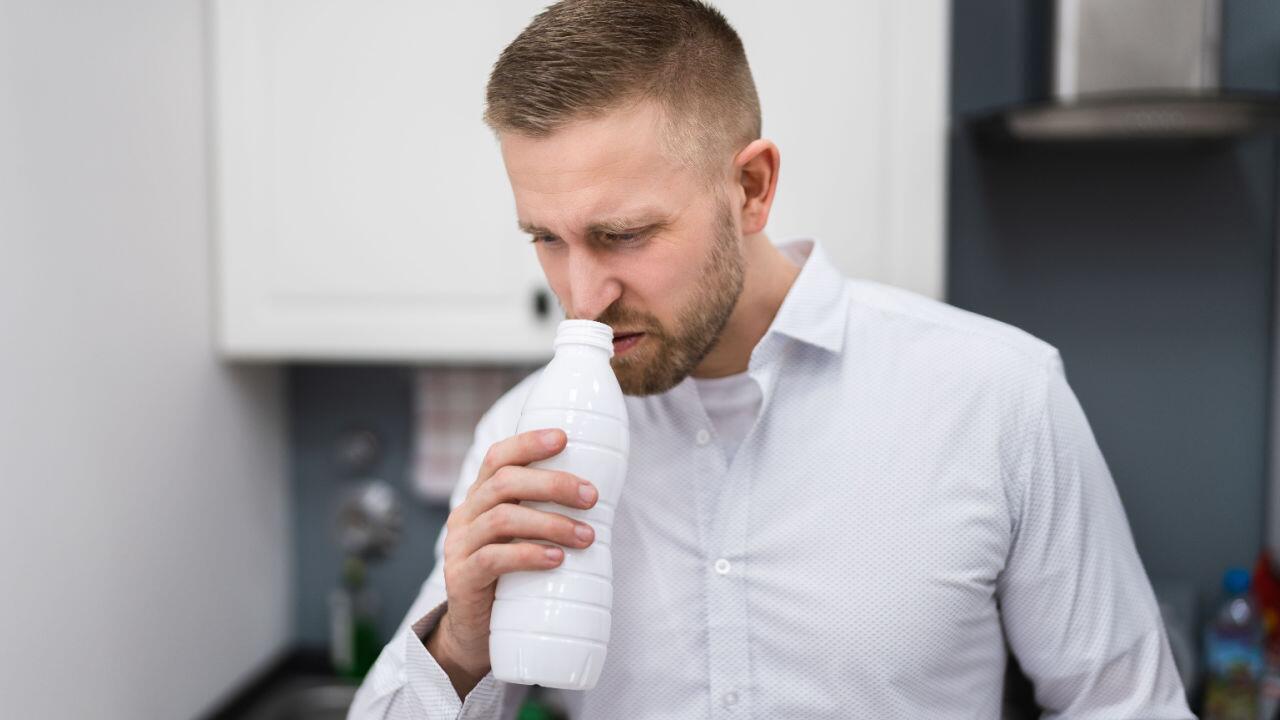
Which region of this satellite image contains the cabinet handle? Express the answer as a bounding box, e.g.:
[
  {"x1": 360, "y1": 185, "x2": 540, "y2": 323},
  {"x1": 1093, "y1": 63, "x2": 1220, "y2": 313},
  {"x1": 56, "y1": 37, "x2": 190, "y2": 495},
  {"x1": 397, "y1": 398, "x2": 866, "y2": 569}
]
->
[{"x1": 532, "y1": 288, "x2": 552, "y2": 320}]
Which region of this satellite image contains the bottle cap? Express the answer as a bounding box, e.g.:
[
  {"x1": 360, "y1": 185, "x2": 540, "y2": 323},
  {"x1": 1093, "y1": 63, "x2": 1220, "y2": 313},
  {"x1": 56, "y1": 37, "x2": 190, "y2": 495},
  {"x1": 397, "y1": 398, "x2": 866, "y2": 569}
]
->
[
  {"x1": 1225, "y1": 567, "x2": 1252, "y2": 595},
  {"x1": 554, "y1": 319, "x2": 615, "y2": 356}
]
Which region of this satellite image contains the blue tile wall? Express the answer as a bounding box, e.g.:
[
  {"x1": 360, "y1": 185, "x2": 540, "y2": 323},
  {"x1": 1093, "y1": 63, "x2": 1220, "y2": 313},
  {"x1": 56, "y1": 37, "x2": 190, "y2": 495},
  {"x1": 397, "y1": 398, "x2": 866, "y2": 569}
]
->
[{"x1": 949, "y1": 0, "x2": 1279, "y2": 616}]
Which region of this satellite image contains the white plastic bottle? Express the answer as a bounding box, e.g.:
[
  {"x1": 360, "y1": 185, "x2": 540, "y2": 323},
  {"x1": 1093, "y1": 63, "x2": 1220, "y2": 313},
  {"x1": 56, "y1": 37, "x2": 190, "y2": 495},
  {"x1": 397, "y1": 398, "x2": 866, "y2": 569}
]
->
[{"x1": 489, "y1": 319, "x2": 630, "y2": 690}]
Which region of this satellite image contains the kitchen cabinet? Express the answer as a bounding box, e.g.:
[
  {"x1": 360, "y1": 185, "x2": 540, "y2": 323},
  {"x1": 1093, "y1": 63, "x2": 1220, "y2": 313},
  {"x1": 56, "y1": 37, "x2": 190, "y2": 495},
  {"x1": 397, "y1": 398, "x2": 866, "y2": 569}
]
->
[{"x1": 211, "y1": 0, "x2": 948, "y2": 361}]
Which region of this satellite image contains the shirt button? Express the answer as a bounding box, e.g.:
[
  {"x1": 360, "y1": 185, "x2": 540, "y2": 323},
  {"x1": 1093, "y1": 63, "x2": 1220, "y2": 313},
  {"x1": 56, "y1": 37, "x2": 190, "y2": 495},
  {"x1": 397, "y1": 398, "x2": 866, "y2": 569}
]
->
[
  {"x1": 714, "y1": 558, "x2": 732, "y2": 575},
  {"x1": 722, "y1": 690, "x2": 739, "y2": 707},
  {"x1": 695, "y1": 428, "x2": 711, "y2": 446}
]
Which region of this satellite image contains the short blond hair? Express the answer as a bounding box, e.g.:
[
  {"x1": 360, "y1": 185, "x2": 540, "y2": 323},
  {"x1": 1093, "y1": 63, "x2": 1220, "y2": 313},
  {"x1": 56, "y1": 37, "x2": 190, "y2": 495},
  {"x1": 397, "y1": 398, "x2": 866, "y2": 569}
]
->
[{"x1": 484, "y1": 0, "x2": 762, "y2": 170}]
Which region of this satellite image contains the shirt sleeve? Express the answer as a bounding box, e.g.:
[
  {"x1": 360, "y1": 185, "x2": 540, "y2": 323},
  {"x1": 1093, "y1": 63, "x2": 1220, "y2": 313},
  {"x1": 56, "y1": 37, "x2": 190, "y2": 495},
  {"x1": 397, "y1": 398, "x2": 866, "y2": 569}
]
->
[
  {"x1": 346, "y1": 404, "x2": 530, "y2": 720},
  {"x1": 996, "y1": 352, "x2": 1194, "y2": 720}
]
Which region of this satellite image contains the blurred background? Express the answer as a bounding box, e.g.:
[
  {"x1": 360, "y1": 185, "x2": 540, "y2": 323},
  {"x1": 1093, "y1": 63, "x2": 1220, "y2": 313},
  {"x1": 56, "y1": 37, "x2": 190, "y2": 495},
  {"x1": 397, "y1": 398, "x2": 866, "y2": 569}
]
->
[{"x1": 4, "y1": 0, "x2": 1279, "y2": 717}]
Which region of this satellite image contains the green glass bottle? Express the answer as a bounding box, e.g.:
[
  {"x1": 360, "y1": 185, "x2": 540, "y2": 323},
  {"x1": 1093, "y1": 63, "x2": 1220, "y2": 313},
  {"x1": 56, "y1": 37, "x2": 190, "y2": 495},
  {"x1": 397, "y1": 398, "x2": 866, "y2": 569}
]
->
[{"x1": 331, "y1": 556, "x2": 380, "y2": 680}]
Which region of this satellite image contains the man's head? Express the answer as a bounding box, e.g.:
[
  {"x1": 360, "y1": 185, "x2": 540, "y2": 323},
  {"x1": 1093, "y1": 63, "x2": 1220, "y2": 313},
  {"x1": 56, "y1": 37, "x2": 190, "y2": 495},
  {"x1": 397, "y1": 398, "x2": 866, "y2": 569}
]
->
[
  {"x1": 485, "y1": 0, "x2": 761, "y2": 174},
  {"x1": 486, "y1": 0, "x2": 778, "y2": 395}
]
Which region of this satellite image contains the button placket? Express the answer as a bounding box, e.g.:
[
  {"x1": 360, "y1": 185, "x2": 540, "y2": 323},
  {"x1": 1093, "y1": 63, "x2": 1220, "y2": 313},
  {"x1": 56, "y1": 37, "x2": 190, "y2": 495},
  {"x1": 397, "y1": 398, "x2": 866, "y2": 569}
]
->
[
  {"x1": 705, "y1": 457, "x2": 752, "y2": 718},
  {"x1": 679, "y1": 370, "x2": 753, "y2": 718}
]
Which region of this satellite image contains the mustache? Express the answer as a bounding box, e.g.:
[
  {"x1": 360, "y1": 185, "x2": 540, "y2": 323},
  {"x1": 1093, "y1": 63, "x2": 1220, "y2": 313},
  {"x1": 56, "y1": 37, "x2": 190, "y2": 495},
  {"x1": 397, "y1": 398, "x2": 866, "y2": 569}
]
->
[{"x1": 589, "y1": 303, "x2": 661, "y2": 334}]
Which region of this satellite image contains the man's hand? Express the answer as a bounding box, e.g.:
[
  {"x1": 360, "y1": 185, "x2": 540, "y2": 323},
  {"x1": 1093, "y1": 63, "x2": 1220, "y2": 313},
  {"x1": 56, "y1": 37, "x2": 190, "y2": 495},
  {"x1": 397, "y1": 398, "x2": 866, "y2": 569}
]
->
[{"x1": 425, "y1": 428, "x2": 598, "y2": 699}]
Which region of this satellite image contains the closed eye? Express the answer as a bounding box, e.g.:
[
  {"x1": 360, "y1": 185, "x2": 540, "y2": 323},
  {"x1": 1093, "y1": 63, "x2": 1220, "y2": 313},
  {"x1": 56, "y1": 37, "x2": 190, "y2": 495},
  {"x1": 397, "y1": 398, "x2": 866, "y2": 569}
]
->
[
  {"x1": 529, "y1": 234, "x2": 560, "y2": 245},
  {"x1": 598, "y1": 226, "x2": 655, "y2": 246}
]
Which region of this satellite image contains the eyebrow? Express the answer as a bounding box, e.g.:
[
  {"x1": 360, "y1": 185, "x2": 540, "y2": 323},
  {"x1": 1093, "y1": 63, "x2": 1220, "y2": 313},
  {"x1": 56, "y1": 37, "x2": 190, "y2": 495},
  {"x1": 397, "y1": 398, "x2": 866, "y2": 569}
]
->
[
  {"x1": 518, "y1": 220, "x2": 554, "y2": 236},
  {"x1": 517, "y1": 215, "x2": 667, "y2": 237}
]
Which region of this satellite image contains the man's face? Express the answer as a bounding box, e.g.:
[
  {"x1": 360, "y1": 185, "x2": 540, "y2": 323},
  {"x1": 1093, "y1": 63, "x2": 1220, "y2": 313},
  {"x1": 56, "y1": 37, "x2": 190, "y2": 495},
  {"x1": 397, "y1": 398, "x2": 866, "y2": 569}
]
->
[{"x1": 501, "y1": 102, "x2": 745, "y2": 395}]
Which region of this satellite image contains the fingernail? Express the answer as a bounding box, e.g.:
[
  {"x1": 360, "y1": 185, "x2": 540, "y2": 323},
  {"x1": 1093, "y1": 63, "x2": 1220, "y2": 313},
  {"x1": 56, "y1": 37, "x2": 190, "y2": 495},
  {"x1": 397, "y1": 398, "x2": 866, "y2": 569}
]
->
[
  {"x1": 541, "y1": 430, "x2": 562, "y2": 448},
  {"x1": 578, "y1": 483, "x2": 597, "y2": 505},
  {"x1": 575, "y1": 524, "x2": 593, "y2": 543},
  {"x1": 544, "y1": 546, "x2": 563, "y2": 561}
]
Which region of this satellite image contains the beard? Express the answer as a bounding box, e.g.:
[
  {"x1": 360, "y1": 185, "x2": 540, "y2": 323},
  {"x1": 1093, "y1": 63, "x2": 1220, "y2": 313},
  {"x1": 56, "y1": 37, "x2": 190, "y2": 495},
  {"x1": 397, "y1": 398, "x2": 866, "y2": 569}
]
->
[{"x1": 593, "y1": 200, "x2": 745, "y2": 396}]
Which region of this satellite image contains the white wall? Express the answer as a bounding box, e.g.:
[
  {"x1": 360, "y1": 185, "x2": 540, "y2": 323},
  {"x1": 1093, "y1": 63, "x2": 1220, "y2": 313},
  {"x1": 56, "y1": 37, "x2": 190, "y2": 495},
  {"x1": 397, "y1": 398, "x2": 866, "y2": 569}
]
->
[{"x1": 0, "y1": 1, "x2": 291, "y2": 718}]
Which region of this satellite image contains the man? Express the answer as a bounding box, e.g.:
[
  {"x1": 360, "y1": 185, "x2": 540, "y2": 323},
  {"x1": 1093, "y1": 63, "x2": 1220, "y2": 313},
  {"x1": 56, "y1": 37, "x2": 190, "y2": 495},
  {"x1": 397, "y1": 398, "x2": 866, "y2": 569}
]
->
[{"x1": 350, "y1": 1, "x2": 1193, "y2": 717}]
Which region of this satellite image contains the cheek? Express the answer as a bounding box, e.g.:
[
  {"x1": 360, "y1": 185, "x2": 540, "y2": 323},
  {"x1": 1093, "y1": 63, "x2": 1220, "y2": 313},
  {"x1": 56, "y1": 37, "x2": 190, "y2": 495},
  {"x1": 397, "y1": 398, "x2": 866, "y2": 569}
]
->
[{"x1": 628, "y1": 246, "x2": 703, "y2": 321}]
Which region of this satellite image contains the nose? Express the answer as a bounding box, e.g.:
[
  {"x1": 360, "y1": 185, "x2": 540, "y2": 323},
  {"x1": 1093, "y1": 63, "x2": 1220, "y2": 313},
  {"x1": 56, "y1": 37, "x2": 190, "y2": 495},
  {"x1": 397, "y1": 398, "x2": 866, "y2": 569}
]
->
[{"x1": 566, "y1": 247, "x2": 622, "y2": 321}]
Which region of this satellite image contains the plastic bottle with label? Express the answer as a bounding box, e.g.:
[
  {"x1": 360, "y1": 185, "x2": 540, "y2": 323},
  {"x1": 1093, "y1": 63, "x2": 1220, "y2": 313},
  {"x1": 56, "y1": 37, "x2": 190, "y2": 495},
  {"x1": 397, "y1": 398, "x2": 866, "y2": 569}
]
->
[
  {"x1": 489, "y1": 319, "x2": 630, "y2": 690},
  {"x1": 1203, "y1": 567, "x2": 1265, "y2": 720}
]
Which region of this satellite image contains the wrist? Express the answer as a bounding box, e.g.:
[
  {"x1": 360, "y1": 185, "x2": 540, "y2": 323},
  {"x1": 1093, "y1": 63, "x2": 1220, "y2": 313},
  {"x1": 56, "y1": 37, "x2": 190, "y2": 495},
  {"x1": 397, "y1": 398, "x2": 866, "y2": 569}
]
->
[{"x1": 425, "y1": 612, "x2": 489, "y2": 698}]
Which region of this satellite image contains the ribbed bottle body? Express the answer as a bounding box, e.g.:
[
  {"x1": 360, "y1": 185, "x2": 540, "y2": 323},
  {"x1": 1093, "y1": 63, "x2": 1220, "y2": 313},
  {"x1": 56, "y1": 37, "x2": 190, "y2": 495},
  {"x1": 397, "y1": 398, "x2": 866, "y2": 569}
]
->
[{"x1": 489, "y1": 321, "x2": 629, "y2": 690}]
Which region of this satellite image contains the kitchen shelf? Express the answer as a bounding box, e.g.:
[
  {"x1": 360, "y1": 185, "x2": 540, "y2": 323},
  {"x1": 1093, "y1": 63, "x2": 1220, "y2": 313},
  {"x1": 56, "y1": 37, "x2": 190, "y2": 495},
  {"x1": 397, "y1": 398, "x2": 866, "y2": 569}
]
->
[{"x1": 966, "y1": 92, "x2": 1280, "y2": 142}]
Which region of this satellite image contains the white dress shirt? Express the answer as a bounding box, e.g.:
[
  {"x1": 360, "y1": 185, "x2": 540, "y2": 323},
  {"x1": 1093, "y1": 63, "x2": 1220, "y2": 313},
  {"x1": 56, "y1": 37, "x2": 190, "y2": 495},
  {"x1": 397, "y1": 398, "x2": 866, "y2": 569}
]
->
[
  {"x1": 349, "y1": 239, "x2": 1193, "y2": 720},
  {"x1": 692, "y1": 371, "x2": 761, "y2": 465}
]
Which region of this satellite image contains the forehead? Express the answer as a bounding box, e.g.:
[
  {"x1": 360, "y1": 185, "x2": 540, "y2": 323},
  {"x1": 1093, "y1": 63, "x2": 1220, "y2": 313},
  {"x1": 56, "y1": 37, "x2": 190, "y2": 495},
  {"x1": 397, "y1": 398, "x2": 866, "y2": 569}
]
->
[{"x1": 499, "y1": 102, "x2": 700, "y2": 231}]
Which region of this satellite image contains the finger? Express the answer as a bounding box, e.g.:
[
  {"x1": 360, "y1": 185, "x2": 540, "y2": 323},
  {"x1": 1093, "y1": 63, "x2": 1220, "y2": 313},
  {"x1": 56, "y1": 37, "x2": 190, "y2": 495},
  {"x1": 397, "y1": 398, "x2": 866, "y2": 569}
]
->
[
  {"x1": 460, "y1": 465, "x2": 596, "y2": 522},
  {"x1": 459, "y1": 502, "x2": 593, "y2": 559},
  {"x1": 474, "y1": 428, "x2": 566, "y2": 487},
  {"x1": 456, "y1": 541, "x2": 565, "y2": 592}
]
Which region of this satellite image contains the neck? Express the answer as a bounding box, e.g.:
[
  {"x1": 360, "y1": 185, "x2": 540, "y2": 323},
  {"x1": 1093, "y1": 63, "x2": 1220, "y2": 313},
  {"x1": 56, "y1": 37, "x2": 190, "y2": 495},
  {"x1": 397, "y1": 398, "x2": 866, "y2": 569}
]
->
[{"x1": 692, "y1": 233, "x2": 801, "y2": 378}]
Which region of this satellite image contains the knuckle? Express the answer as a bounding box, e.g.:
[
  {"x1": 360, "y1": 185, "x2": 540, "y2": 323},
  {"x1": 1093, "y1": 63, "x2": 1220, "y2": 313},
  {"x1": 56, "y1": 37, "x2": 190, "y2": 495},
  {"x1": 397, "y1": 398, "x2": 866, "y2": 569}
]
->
[
  {"x1": 563, "y1": 520, "x2": 582, "y2": 540},
  {"x1": 491, "y1": 466, "x2": 517, "y2": 492},
  {"x1": 443, "y1": 565, "x2": 461, "y2": 588},
  {"x1": 551, "y1": 514, "x2": 575, "y2": 537},
  {"x1": 445, "y1": 510, "x2": 467, "y2": 535},
  {"x1": 476, "y1": 547, "x2": 501, "y2": 573},
  {"x1": 443, "y1": 546, "x2": 463, "y2": 567},
  {"x1": 480, "y1": 445, "x2": 502, "y2": 474},
  {"x1": 557, "y1": 472, "x2": 581, "y2": 495},
  {"x1": 522, "y1": 429, "x2": 545, "y2": 449},
  {"x1": 456, "y1": 493, "x2": 479, "y2": 515},
  {"x1": 525, "y1": 543, "x2": 548, "y2": 563},
  {"x1": 488, "y1": 504, "x2": 514, "y2": 532}
]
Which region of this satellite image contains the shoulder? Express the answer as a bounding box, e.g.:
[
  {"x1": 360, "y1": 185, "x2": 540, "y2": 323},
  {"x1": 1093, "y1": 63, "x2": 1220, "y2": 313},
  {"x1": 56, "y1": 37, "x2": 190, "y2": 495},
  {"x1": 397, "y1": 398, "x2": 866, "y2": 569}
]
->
[
  {"x1": 839, "y1": 282, "x2": 1073, "y2": 517},
  {"x1": 840, "y1": 279, "x2": 1064, "y2": 424},
  {"x1": 845, "y1": 279, "x2": 1059, "y2": 371},
  {"x1": 473, "y1": 367, "x2": 545, "y2": 445}
]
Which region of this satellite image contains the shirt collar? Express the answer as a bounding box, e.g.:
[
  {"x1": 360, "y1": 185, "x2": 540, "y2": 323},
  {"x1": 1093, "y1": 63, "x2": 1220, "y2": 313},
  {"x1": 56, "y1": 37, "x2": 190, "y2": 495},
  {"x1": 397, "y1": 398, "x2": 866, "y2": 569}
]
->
[{"x1": 759, "y1": 239, "x2": 848, "y2": 355}]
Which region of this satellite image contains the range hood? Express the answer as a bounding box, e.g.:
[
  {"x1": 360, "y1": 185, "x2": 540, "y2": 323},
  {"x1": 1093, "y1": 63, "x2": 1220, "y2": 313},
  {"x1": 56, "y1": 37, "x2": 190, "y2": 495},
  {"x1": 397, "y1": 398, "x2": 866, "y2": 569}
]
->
[{"x1": 971, "y1": 0, "x2": 1280, "y2": 141}]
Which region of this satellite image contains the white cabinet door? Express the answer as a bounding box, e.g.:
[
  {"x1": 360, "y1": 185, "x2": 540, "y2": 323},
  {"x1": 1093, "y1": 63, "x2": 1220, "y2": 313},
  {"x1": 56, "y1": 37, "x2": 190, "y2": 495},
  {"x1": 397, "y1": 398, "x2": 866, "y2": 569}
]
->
[
  {"x1": 723, "y1": 0, "x2": 949, "y2": 299},
  {"x1": 212, "y1": 0, "x2": 947, "y2": 362},
  {"x1": 213, "y1": 0, "x2": 558, "y2": 361}
]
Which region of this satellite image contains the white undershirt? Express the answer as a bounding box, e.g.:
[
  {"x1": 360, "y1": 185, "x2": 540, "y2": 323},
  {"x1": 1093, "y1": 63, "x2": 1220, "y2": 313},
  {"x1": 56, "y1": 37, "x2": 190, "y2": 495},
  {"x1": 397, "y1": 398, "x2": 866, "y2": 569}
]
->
[{"x1": 691, "y1": 370, "x2": 762, "y2": 464}]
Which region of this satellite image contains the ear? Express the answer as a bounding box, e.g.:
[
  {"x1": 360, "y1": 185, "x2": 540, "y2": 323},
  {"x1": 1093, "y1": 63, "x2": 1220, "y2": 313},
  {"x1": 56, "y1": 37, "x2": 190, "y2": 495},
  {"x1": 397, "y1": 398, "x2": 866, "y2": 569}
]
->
[{"x1": 732, "y1": 139, "x2": 780, "y2": 236}]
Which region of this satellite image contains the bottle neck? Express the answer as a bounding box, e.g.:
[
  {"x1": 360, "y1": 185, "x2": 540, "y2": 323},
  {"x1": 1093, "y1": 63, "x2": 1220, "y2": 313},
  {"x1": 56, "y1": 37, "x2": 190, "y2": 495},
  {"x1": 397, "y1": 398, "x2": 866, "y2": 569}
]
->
[
  {"x1": 554, "y1": 342, "x2": 611, "y2": 362},
  {"x1": 552, "y1": 319, "x2": 614, "y2": 357}
]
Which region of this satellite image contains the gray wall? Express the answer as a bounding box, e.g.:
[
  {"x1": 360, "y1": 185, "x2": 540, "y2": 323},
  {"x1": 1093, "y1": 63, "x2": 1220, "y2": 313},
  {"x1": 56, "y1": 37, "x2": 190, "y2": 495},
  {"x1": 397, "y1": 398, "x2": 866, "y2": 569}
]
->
[
  {"x1": 0, "y1": 2, "x2": 291, "y2": 717},
  {"x1": 949, "y1": 0, "x2": 1278, "y2": 610},
  {"x1": 289, "y1": 366, "x2": 449, "y2": 646}
]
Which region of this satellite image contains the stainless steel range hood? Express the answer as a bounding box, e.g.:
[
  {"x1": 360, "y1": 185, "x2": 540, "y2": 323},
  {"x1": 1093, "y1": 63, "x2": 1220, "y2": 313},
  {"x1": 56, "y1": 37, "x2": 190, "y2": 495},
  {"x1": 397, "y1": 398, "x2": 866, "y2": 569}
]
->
[{"x1": 972, "y1": 0, "x2": 1280, "y2": 142}]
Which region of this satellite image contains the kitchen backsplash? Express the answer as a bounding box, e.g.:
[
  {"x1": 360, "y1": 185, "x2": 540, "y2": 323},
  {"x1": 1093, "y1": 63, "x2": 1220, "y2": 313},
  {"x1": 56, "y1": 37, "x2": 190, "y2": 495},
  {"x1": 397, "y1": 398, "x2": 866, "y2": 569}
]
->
[{"x1": 288, "y1": 365, "x2": 533, "y2": 648}]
